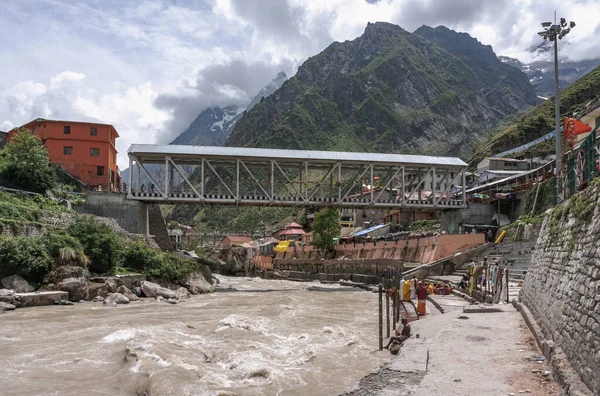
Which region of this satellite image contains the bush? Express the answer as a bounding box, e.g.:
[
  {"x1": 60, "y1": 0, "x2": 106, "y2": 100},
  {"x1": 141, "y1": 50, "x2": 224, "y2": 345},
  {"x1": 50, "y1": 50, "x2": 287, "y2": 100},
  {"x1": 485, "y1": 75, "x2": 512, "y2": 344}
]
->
[
  {"x1": 39, "y1": 232, "x2": 88, "y2": 268},
  {"x1": 68, "y1": 216, "x2": 124, "y2": 274},
  {"x1": 145, "y1": 253, "x2": 198, "y2": 282},
  {"x1": 0, "y1": 236, "x2": 52, "y2": 283},
  {"x1": 122, "y1": 241, "x2": 163, "y2": 272}
]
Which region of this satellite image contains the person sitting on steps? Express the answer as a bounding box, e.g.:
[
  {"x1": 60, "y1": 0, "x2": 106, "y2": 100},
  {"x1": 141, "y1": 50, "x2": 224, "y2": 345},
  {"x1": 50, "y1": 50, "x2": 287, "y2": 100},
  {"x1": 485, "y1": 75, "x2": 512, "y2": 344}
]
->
[{"x1": 384, "y1": 318, "x2": 411, "y2": 349}]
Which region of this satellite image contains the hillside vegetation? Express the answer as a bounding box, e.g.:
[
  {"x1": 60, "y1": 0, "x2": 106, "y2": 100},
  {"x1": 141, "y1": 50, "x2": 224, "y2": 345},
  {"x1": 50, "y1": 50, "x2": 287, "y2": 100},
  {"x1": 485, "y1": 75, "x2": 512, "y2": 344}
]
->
[
  {"x1": 227, "y1": 22, "x2": 536, "y2": 159},
  {"x1": 470, "y1": 64, "x2": 600, "y2": 166}
]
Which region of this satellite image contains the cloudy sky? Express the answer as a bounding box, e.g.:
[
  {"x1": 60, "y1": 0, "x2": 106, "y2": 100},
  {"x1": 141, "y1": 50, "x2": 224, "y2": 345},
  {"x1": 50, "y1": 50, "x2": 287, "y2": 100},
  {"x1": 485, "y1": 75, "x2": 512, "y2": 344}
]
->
[{"x1": 1, "y1": 0, "x2": 599, "y2": 169}]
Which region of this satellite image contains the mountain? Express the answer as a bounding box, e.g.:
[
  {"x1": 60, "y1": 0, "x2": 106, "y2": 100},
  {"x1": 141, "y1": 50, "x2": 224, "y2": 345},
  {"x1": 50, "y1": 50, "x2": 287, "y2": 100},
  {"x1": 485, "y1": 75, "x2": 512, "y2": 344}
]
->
[
  {"x1": 226, "y1": 22, "x2": 537, "y2": 158},
  {"x1": 170, "y1": 105, "x2": 244, "y2": 146},
  {"x1": 499, "y1": 56, "x2": 600, "y2": 99},
  {"x1": 469, "y1": 64, "x2": 600, "y2": 166},
  {"x1": 170, "y1": 71, "x2": 288, "y2": 146}
]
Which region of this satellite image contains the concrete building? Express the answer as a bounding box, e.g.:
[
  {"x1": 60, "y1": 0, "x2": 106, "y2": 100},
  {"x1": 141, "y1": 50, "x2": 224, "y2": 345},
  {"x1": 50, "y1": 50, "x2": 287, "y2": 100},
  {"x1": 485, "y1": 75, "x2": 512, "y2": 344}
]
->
[
  {"x1": 580, "y1": 104, "x2": 600, "y2": 131},
  {"x1": 476, "y1": 157, "x2": 531, "y2": 173},
  {"x1": 220, "y1": 235, "x2": 253, "y2": 249},
  {"x1": 9, "y1": 118, "x2": 120, "y2": 191}
]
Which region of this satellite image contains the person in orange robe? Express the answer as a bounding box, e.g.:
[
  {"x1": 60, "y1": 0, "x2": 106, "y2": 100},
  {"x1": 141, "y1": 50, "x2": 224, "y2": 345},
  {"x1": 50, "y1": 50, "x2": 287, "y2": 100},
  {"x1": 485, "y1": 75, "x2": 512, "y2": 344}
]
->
[
  {"x1": 403, "y1": 279, "x2": 411, "y2": 302},
  {"x1": 416, "y1": 282, "x2": 428, "y2": 316}
]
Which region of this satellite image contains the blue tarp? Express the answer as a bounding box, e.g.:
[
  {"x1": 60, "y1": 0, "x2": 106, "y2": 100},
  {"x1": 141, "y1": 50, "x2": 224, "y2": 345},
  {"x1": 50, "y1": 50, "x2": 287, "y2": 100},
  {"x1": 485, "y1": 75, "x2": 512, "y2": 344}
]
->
[{"x1": 352, "y1": 224, "x2": 388, "y2": 237}]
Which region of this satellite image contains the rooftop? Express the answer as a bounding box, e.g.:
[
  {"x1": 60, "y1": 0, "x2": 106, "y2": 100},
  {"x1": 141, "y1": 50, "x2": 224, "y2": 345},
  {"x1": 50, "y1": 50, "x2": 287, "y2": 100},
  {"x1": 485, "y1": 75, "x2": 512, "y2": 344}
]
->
[
  {"x1": 128, "y1": 144, "x2": 467, "y2": 168},
  {"x1": 15, "y1": 118, "x2": 120, "y2": 137}
]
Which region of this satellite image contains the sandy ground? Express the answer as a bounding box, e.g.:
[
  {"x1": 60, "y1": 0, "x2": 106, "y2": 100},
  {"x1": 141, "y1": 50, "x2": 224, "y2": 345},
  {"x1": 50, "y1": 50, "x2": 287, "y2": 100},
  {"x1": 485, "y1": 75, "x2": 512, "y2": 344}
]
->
[{"x1": 343, "y1": 303, "x2": 560, "y2": 395}]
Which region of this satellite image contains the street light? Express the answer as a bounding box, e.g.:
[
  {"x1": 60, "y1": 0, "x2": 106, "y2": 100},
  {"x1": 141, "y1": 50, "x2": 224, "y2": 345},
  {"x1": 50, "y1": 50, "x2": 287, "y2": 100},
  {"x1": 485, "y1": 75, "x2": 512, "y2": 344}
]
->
[{"x1": 538, "y1": 15, "x2": 575, "y2": 203}]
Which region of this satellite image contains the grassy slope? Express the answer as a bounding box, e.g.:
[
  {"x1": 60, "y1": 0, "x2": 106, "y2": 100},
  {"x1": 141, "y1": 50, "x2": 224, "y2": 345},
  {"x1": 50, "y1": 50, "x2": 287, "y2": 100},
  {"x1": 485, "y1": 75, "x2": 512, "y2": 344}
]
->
[{"x1": 469, "y1": 65, "x2": 600, "y2": 167}]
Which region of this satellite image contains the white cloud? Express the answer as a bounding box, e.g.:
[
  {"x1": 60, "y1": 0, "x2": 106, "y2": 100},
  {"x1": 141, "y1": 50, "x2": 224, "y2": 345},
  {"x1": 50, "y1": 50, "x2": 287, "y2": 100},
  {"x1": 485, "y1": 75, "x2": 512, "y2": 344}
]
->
[
  {"x1": 50, "y1": 72, "x2": 85, "y2": 89},
  {"x1": 1, "y1": 0, "x2": 599, "y2": 171}
]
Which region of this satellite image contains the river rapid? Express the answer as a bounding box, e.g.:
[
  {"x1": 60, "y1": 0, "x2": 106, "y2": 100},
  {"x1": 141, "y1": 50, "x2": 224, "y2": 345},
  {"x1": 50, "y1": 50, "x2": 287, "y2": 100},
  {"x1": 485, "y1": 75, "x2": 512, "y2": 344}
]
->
[{"x1": 0, "y1": 276, "x2": 389, "y2": 395}]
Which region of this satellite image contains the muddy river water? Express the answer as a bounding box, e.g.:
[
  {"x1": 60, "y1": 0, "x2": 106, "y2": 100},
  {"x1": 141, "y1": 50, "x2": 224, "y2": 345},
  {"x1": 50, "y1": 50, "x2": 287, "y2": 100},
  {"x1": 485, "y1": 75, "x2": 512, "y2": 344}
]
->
[{"x1": 0, "y1": 276, "x2": 389, "y2": 395}]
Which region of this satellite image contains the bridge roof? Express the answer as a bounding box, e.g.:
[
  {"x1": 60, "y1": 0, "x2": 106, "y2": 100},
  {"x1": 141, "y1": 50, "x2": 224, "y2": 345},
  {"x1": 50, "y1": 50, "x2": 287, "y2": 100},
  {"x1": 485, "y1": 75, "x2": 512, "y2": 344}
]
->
[{"x1": 128, "y1": 144, "x2": 467, "y2": 168}]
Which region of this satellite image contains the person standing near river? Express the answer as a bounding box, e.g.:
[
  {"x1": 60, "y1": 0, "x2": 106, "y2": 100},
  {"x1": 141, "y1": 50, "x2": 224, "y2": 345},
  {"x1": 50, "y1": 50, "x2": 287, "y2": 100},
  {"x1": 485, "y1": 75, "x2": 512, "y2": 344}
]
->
[
  {"x1": 416, "y1": 282, "x2": 428, "y2": 316},
  {"x1": 410, "y1": 275, "x2": 417, "y2": 299}
]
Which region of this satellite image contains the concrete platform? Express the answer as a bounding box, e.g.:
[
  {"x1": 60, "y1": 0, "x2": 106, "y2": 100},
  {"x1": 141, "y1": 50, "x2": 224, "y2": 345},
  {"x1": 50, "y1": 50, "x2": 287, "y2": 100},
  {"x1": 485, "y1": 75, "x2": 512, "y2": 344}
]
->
[{"x1": 17, "y1": 291, "x2": 68, "y2": 307}]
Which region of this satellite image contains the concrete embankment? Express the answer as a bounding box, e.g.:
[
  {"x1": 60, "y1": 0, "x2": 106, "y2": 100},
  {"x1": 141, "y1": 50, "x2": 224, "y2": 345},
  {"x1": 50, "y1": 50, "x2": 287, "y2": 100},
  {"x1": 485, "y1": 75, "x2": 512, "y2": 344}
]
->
[
  {"x1": 519, "y1": 183, "x2": 600, "y2": 395},
  {"x1": 343, "y1": 305, "x2": 559, "y2": 395}
]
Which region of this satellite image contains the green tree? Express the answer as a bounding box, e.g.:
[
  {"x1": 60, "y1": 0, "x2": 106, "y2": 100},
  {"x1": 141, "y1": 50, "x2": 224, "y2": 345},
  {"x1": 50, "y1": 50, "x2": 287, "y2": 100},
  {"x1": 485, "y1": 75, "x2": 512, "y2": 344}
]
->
[
  {"x1": 311, "y1": 208, "x2": 341, "y2": 252},
  {"x1": 0, "y1": 129, "x2": 56, "y2": 193}
]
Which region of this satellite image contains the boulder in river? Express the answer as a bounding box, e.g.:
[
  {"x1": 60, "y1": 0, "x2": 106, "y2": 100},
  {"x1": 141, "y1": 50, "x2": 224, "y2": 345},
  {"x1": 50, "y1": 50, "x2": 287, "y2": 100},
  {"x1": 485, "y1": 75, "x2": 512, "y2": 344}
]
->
[
  {"x1": 176, "y1": 287, "x2": 191, "y2": 300},
  {"x1": 1, "y1": 275, "x2": 34, "y2": 293},
  {"x1": 92, "y1": 296, "x2": 105, "y2": 303},
  {"x1": 43, "y1": 266, "x2": 90, "y2": 302},
  {"x1": 88, "y1": 282, "x2": 109, "y2": 299},
  {"x1": 44, "y1": 266, "x2": 90, "y2": 284},
  {"x1": 55, "y1": 277, "x2": 89, "y2": 302},
  {"x1": 0, "y1": 301, "x2": 16, "y2": 311},
  {"x1": 104, "y1": 277, "x2": 124, "y2": 293},
  {"x1": 116, "y1": 285, "x2": 139, "y2": 301},
  {"x1": 141, "y1": 281, "x2": 177, "y2": 299},
  {"x1": 182, "y1": 272, "x2": 215, "y2": 294},
  {"x1": 0, "y1": 289, "x2": 20, "y2": 307},
  {"x1": 132, "y1": 287, "x2": 143, "y2": 298},
  {"x1": 104, "y1": 293, "x2": 130, "y2": 304}
]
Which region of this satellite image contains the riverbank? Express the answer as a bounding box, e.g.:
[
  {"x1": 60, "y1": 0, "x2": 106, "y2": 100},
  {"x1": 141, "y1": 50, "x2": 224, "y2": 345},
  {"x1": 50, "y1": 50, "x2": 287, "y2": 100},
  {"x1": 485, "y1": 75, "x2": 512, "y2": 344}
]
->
[
  {"x1": 343, "y1": 304, "x2": 559, "y2": 395},
  {"x1": 0, "y1": 276, "x2": 391, "y2": 396}
]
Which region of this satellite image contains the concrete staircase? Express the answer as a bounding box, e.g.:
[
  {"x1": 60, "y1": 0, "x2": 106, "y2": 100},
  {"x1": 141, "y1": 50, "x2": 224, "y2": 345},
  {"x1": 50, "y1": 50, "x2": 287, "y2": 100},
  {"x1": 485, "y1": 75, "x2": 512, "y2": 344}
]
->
[{"x1": 435, "y1": 235, "x2": 539, "y2": 288}]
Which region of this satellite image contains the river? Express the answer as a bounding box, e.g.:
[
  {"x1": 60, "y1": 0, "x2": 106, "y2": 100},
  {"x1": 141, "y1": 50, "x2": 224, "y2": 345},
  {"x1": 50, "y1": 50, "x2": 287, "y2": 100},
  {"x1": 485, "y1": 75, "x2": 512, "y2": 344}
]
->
[{"x1": 0, "y1": 276, "x2": 389, "y2": 395}]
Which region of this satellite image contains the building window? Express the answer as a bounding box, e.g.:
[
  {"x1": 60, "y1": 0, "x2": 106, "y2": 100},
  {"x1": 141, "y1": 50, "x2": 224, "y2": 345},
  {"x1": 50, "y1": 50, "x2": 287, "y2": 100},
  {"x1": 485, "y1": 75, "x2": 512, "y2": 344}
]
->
[
  {"x1": 63, "y1": 146, "x2": 73, "y2": 155},
  {"x1": 90, "y1": 148, "x2": 100, "y2": 156},
  {"x1": 90, "y1": 127, "x2": 97, "y2": 136},
  {"x1": 97, "y1": 166, "x2": 105, "y2": 176},
  {"x1": 64, "y1": 126, "x2": 71, "y2": 134}
]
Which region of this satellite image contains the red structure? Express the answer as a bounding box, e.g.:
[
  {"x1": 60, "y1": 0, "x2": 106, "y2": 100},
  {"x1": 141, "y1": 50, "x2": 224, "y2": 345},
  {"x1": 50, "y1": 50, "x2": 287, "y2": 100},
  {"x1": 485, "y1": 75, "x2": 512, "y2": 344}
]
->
[{"x1": 9, "y1": 118, "x2": 120, "y2": 191}]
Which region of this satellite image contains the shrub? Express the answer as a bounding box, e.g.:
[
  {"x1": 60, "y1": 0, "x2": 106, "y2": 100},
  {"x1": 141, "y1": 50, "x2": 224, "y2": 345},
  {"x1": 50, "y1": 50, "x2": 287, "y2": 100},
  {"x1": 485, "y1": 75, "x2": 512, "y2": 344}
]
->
[
  {"x1": 68, "y1": 216, "x2": 124, "y2": 273},
  {"x1": 0, "y1": 236, "x2": 52, "y2": 283},
  {"x1": 122, "y1": 241, "x2": 163, "y2": 272},
  {"x1": 39, "y1": 232, "x2": 88, "y2": 268},
  {"x1": 145, "y1": 253, "x2": 198, "y2": 282}
]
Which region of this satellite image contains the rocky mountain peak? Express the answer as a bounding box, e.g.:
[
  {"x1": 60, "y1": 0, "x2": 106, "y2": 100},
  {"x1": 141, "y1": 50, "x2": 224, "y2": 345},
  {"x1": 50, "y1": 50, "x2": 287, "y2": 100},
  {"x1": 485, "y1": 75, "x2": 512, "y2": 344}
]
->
[{"x1": 227, "y1": 21, "x2": 537, "y2": 158}]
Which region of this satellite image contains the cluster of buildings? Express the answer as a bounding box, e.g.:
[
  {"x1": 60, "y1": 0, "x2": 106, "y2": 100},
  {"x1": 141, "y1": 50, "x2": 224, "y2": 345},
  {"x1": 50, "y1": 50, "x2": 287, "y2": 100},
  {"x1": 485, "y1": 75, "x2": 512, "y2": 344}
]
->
[{"x1": 5, "y1": 118, "x2": 121, "y2": 192}]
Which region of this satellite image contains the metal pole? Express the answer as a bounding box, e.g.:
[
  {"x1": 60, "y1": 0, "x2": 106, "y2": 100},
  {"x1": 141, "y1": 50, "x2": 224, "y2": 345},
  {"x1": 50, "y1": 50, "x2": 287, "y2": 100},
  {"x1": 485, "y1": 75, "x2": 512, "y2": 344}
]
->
[
  {"x1": 378, "y1": 284, "x2": 383, "y2": 351},
  {"x1": 554, "y1": 32, "x2": 562, "y2": 203},
  {"x1": 386, "y1": 288, "x2": 390, "y2": 338},
  {"x1": 127, "y1": 156, "x2": 133, "y2": 195},
  {"x1": 506, "y1": 268, "x2": 510, "y2": 304}
]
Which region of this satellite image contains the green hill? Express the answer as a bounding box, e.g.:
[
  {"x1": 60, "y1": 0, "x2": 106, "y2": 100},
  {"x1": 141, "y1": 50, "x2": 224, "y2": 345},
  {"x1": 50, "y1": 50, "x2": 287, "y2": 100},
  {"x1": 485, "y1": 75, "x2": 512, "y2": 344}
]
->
[
  {"x1": 470, "y1": 65, "x2": 600, "y2": 167},
  {"x1": 226, "y1": 22, "x2": 537, "y2": 158}
]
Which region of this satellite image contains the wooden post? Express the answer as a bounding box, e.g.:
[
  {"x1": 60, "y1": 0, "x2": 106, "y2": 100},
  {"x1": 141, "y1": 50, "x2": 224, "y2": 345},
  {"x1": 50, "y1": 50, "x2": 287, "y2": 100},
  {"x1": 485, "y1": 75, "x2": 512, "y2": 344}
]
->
[{"x1": 379, "y1": 284, "x2": 383, "y2": 350}]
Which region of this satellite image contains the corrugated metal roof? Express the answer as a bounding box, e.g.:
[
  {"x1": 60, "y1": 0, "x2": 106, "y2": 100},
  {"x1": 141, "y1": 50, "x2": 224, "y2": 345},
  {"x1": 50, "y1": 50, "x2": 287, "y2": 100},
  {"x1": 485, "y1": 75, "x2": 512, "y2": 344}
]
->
[
  {"x1": 128, "y1": 144, "x2": 467, "y2": 167},
  {"x1": 352, "y1": 224, "x2": 388, "y2": 237}
]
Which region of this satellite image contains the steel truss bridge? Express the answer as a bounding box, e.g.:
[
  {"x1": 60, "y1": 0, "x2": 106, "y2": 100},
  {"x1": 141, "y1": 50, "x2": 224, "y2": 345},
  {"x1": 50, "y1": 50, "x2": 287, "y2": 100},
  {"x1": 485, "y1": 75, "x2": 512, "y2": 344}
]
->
[{"x1": 126, "y1": 145, "x2": 468, "y2": 209}]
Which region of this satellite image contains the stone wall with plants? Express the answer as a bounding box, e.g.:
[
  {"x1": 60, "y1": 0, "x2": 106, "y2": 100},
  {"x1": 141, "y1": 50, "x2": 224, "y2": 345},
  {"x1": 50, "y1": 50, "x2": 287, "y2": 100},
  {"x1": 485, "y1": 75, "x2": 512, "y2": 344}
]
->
[{"x1": 520, "y1": 180, "x2": 600, "y2": 394}]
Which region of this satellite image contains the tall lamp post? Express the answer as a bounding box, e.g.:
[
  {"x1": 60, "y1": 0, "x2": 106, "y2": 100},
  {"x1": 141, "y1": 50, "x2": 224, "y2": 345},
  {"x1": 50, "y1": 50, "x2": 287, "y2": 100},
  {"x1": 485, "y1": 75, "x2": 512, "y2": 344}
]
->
[{"x1": 538, "y1": 15, "x2": 575, "y2": 203}]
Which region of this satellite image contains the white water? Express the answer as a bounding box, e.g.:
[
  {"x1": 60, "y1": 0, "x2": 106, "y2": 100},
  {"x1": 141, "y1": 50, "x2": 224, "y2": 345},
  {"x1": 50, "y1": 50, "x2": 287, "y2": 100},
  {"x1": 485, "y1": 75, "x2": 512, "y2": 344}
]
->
[{"x1": 0, "y1": 277, "x2": 389, "y2": 395}]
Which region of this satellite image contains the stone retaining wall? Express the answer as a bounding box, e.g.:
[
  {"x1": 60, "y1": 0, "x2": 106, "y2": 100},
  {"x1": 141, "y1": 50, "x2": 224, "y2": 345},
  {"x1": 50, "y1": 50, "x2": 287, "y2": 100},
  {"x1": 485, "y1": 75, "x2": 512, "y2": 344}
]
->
[
  {"x1": 273, "y1": 258, "x2": 403, "y2": 284},
  {"x1": 520, "y1": 183, "x2": 600, "y2": 394},
  {"x1": 1, "y1": 210, "x2": 159, "y2": 249}
]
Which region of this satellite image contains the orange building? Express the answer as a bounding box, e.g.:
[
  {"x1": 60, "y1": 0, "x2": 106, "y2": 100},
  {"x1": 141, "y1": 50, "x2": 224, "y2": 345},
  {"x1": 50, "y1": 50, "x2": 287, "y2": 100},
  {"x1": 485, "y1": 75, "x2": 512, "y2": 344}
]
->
[{"x1": 9, "y1": 118, "x2": 120, "y2": 191}]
